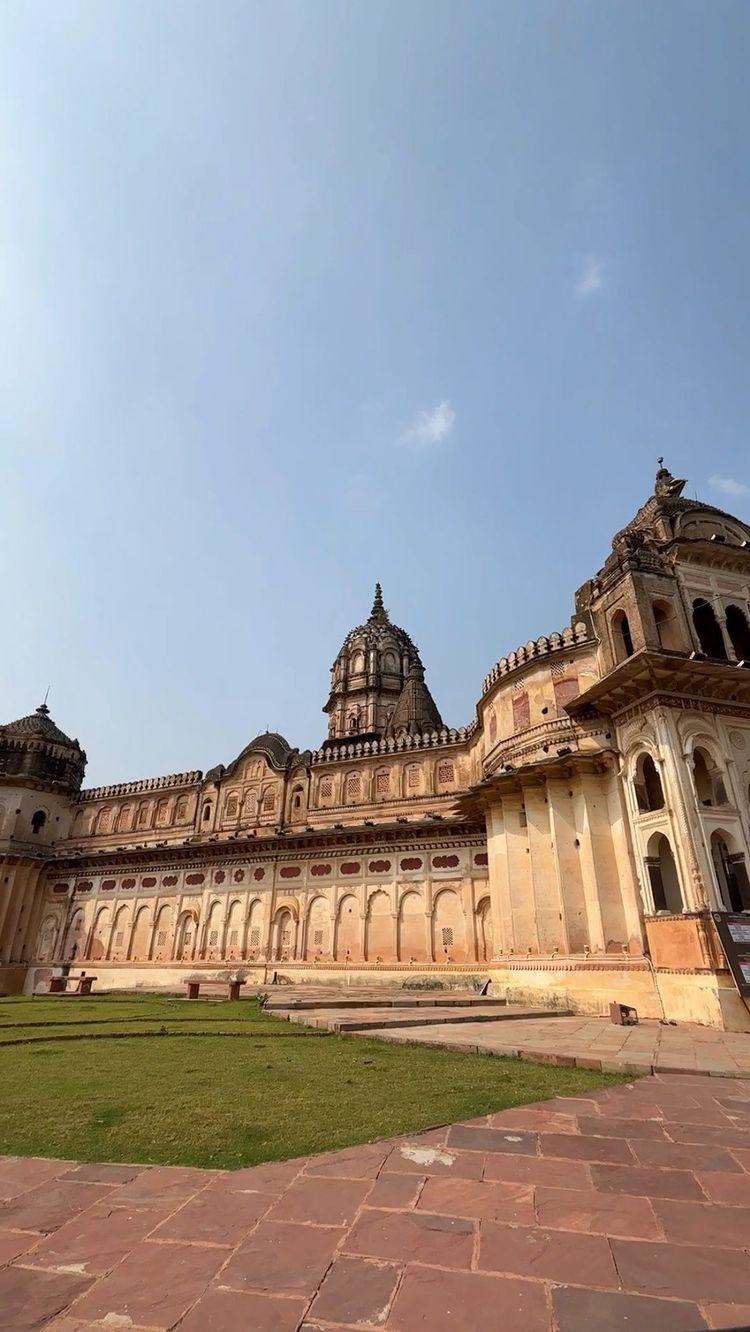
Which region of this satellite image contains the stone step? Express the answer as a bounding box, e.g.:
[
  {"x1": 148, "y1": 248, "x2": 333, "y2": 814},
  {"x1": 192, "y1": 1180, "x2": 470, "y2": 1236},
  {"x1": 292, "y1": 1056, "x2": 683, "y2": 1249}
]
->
[
  {"x1": 279, "y1": 1004, "x2": 569, "y2": 1033},
  {"x1": 263, "y1": 990, "x2": 501, "y2": 1012}
]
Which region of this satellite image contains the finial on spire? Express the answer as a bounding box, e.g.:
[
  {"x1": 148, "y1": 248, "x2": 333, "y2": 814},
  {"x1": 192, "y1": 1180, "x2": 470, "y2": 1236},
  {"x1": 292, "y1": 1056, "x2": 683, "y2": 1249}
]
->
[
  {"x1": 370, "y1": 582, "x2": 387, "y2": 619},
  {"x1": 36, "y1": 686, "x2": 51, "y2": 717}
]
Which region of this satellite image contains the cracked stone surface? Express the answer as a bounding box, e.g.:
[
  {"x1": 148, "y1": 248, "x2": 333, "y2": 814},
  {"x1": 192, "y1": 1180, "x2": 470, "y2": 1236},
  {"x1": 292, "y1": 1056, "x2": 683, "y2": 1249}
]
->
[{"x1": 2, "y1": 1072, "x2": 750, "y2": 1329}]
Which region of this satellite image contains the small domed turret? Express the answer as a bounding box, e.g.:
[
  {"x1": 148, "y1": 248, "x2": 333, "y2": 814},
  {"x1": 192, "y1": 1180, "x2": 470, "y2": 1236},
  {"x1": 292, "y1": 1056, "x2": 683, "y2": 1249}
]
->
[{"x1": 0, "y1": 702, "x2": 86, "y2": 794}]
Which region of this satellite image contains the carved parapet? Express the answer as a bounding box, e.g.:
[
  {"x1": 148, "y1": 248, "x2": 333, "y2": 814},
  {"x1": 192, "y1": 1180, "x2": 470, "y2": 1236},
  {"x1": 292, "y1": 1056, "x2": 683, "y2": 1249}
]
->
[
  {"x1": 311, "y1": 724, "x2": 475, "y2": 765},
  {"x1": 80, "y1": 772, "x2": 203, "y2": 801},
  {"x1": 482, "y1": 623, "x2": 592, "y2": 696}
]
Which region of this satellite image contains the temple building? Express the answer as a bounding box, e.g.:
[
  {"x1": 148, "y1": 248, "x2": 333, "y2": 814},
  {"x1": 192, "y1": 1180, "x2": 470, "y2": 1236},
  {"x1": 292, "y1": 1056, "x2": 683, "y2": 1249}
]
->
[{"x1": 2, "y1": 464, "x2": 750, "y2": 1029}]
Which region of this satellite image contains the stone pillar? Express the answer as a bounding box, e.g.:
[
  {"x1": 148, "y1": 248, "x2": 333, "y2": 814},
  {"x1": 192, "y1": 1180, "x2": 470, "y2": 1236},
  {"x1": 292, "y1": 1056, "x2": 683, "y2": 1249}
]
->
[{"x1": 524, "y1": 780, "x2": 565, "y2": 953}]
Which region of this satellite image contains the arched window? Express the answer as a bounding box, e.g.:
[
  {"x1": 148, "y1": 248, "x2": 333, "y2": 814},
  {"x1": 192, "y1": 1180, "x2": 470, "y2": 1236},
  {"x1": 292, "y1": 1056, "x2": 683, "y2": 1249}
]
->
[
  {"x1": 692, "y1": 598, "x2": 727, "y2": 660},
  {"x1": 652, "y1": 600, "x2": 682, "y2": 652},
  {"x1": 202, "y1": 801, "x2": 212, "y2": 823},
  {"x1": 633, "y1": 754, "x2": 664, "y2": 813},
  {"x1": 31, "y1": 809, "x2": 47, "y2": 835},
  {"x1": 612, "y1": 611, "x2": 634, "y2": 662},
  {"x1": 645, "y1": 833, "x2": 683, "y2": 913},
  {"x1": 726, "y1": 605, "x2": 750, "y2": 662},
  {"x1": 290, "y1": 785, "x2": 304, "y2": 814},
  {"x1": 692, "y1": 747, "x2": 729, "y2": 808},
  {"x1": 711, "y1": 831, "x2": 750, "y2": 912}
]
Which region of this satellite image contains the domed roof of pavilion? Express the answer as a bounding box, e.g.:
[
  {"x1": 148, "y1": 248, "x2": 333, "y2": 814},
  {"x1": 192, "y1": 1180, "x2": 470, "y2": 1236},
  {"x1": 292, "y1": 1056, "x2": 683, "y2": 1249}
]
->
[
  {"x1": 0, "y1": 703, "x2": 86, "y2": 792},
  {"x1": 1, "y1": 703, "x2": 79, "y2": 749},
  {"x1": 333, "y1": 583, "x2": 420, "y2": 666}
]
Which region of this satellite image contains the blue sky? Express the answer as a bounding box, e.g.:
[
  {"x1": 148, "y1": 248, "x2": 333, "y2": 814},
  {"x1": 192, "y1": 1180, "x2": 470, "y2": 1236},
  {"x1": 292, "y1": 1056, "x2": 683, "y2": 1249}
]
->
[{"x1": 2, "y1": 1, "x2": 750, "y2": 786}]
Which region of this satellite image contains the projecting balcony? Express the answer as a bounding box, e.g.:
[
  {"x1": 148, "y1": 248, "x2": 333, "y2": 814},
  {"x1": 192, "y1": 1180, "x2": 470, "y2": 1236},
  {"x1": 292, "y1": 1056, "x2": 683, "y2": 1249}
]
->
[{"x1": 484, "y1": 717, "x2": 612, "y2": 775}]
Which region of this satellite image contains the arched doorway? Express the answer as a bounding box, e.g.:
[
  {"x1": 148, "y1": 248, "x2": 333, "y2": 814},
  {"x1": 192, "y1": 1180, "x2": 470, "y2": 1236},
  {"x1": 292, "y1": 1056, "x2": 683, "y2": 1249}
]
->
[
  {"x1": 711, "y1": 831, "x2": 750, "y2": 912},
  {"x1": 633, "y1": 753, "x2": 665, "y2": 812},
  {"x1": 129, "y1": 906, "x2": 150, "y2": 961},
  {"x1": 726, "y1": 605, "x2": 750, "y2": 661},
  {"x1": 645, "y1": 833, "x2": 683, "y2": 913}
]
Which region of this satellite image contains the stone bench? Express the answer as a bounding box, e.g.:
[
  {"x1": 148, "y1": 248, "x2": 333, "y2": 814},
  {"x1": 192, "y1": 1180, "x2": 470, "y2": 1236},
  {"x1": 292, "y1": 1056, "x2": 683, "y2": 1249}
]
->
[
  {"x1": 185, "y1": 978, "x2": 244, "y2": 1001},
  {"x1": 48, "y1": 973, "x2": 97, "y2": 996}
]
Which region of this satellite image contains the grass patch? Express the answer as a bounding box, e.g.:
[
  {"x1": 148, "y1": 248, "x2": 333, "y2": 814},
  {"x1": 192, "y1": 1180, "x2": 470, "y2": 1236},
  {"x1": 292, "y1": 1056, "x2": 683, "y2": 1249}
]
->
[{"x1": 0, "y1": 995, "x2": 627, "y2": 1168}]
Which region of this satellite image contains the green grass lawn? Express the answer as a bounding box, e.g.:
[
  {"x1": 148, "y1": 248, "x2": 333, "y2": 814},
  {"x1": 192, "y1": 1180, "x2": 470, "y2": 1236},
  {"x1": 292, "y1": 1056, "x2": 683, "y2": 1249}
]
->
[{"x1": 0, "y1": 995, "x2": 625, "y2": 1169}]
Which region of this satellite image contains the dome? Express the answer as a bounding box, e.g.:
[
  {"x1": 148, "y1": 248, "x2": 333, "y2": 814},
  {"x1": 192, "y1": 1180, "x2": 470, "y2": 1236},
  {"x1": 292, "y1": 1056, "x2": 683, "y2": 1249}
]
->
[
  {"x1": 0, "y1": 703, "x2": 86, "y2": 793},
  {"x1": 323, "y1": 584, "x2": 438, "y2": 742}
]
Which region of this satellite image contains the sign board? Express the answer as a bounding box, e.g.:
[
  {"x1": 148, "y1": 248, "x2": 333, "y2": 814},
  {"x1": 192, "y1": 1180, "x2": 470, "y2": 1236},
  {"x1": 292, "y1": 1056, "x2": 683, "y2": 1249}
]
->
[{"x1": 712, "y1": 912, "x2": 750, "y2": 998}]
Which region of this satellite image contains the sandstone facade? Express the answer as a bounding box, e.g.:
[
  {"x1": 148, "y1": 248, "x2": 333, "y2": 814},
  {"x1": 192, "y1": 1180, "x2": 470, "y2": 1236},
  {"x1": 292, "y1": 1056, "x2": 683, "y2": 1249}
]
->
[{"x1": 2, "y1": 466, "x2": 750, "y2": 1028}]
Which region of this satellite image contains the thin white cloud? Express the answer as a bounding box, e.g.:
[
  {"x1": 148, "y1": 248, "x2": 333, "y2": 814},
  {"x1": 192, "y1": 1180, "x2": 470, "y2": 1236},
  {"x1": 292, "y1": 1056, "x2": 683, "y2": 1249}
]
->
[
  {"x1": 400, "y1": 400, "x2": 455, "y2": 447},
  {"x1": 575, "y1": 255, "x2": 605, "y2": 298},
  {"x1": 709, "y1": 474, "x2": 750, "y2": 497}
]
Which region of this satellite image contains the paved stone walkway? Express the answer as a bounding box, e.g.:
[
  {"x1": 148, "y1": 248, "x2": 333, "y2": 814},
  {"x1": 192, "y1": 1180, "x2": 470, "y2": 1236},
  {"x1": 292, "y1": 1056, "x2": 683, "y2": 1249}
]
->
[
  {"x1": 2, "y1": 1073, "x2": 750, "y2": 1330},
  {"x1": 349, "y1": 1014, "x2": 750, "y2": 1077}
]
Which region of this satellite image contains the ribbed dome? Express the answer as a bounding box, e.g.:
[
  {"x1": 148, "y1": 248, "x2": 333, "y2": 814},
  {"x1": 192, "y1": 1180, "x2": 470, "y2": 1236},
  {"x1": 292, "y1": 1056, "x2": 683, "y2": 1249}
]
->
[
  {"x1": 324, "y1": 585, "x2": 435, "y2": 742},
  {"x1": 2, "y1": 703, "x2": 78, "y2": 748}
]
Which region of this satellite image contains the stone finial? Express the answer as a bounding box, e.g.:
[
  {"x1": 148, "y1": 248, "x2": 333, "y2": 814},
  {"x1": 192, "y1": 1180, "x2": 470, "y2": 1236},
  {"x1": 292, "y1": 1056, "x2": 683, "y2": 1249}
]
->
[{"x1": 370, "y1": 582, "x2": 387, "y2": 620}]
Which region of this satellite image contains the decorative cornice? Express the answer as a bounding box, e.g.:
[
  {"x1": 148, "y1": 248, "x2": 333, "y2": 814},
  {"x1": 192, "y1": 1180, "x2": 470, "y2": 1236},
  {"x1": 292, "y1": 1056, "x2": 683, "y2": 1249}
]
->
[{"x1": 312, "y1": 728, "x2": 474, "y2": 764}]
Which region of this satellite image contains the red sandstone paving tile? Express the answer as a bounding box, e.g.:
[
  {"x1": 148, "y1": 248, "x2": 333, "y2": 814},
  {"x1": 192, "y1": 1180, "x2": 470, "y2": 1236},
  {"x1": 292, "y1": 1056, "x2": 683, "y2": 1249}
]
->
[
  {"x1": 69, "y1": 1238, "x2": 225, "y2": 1327},
  {"x1": 366, "y1": 1173, "x2": 424, "y2": 1209},
  {"x1": 631, "y1": 1139, "x2": 742, "y2": 1173},
  {"x1": 219, "y1": 1220, "x2": 341, "y2": 1295},
  {"x1": 382, "y1": 1143, "x2": 484, "y2": 1179},
  {"x1": 344, "y1": 1207, "x2": 474, "y2": 1267},
  {"x1": 22, "y1": 1201, "x2": 165, "y2": 1276},
  {"x1": 551, "y1": 1285, "x2": 707, "y2": 1332},
  {"x1": 268, "y1": 1175, "x2": 373, "y2": 1227},
  {"x1": 417, "y1": 1176, "x2": 536, "y2": 1225},
  {"x1": 534, "y1": 1185, "x2": 660, "y2": 1239},
  {"x1": 696, "y1": 1171, "x2": 750, "y2": 1204},
  {"x1": 304, "y1": 1144, "x2": 389, "y2": 1179},
  {"x1": 107, "y1": 1164, "x2": 216, "y2": 1208},
  {"x1": 150, "y1": 1184, "x2": 274, "y2": 1244},
  {"x1": 60, "y1": 1163, "x2": 143, "y2": 1185},
  {"x1": 653, "y1": 1197, "x2": 750, "y2": 1247},
  {"x1": 478, "y1": 1220, "x2": 619, "y2": 1288},
  {"x1": 0, "y1": 1158, "x2": 75, "y2": 1201},
  {"x1": 487, "y1": 1108, "x2": 578, "y2": 1132},
  {"x1": 446, "y1": 1125, "x2": 537, "y2": 1154},
  {"x1": 0, "y1": 1265, "x2": 92, "y2": 1331},
  {"x1": 0, "y1": 1230, "x2": 41, "y2": 1266},
  {"x1": 537, "y1": 1097, "x2": 608, "y2": 1116},
  {"x1": 703, "y1": 1303, "x2": 750, "y2": 1329},
  {"x1": 178, "y1": 1286, "x2": 309, "y2": 1332},
  {"x1": 590, "y1": 1164, "x2": 706, "y2": 1200},
  {"x1": 575, "y1": 1115, "x2": 668, "y2": 1140},
  {"x1": 484, "y1": 1152, "x2": 592, "y2": 1190},
  {"x1": 0, "y1": 1181, "x2": 113, "y2": 1234},
  {"x1": 216, "y1": 1159, "x2": 304, "y2": 1196},
  {"x1": 537, "y1": 1133, "x2": 635, "y2": 1165},
  {"x1": 730, "y1": 1146, "x2": 750, "y2": 1172},
  {"x1": 386, "y1": 1264, "x2": 551, "y2": 1332},
  {"x1": 612, "y1": 1237, "x2": 750, "y2": 1302},
  {"x1": 310, "y1": 1255, "x2": 401, "y2": 1326}
]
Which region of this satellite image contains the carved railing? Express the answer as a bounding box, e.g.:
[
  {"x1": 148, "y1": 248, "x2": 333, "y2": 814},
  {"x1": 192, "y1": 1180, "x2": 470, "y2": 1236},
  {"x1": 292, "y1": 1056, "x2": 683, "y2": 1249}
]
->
[{"x1": 482, "y1": 623, "x2": 593, "y2": 696}]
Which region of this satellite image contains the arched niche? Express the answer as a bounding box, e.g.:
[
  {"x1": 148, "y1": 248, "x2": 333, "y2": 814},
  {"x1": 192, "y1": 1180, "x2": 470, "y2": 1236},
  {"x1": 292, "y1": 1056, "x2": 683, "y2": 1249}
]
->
[
  {"x1": 710, "y1": 830, "x2": 750, "y2": 912},
  {"x1": 611, "y1": 610, "x2": 634, "y2": 663},
  {"x1": 633, "y1": 753, "x2": 665, "y2": 813}
]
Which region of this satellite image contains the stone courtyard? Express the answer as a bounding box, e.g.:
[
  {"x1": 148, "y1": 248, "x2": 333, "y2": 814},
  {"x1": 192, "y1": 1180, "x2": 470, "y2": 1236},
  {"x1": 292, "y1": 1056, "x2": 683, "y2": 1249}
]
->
[{"x1": 2, "y1": 1066, "x2": 750, "y2": 1332}]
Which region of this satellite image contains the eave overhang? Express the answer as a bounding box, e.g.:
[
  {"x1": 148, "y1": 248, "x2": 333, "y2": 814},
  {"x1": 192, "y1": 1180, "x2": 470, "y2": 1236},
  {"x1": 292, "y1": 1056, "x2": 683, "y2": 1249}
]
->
[{"x1": 566, "y1": 650, "x2": 750, "y2": 720}]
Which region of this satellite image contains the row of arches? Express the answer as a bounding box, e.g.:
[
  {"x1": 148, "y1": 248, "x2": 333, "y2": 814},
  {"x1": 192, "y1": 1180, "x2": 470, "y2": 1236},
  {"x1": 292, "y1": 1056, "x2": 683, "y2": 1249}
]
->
[
  {"x1": 646, "y1": 829, "x2": 750, "y2": 914},
  {"x1": 613, "y1": 598, "x2": 750, "y2": 666},
  {"x1": 632, "y1": 744, "x2": 735, "y2": 815},
  {"x1": 271, "y1": 890, "x2": 493, "y2": 964},
  {"x1": 43, "y1": 889, "x2": 495, "y2": 967}
]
